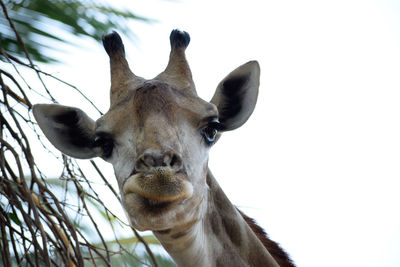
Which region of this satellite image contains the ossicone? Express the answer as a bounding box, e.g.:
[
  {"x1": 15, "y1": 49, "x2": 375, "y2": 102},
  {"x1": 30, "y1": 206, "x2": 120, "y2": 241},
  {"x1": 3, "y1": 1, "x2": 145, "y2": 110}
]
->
[
  {"x1": 102, "y1": 31, "x2": 144, "y2": 106},
  {"x1": 170, "y1": 29, "x2": 190, "y2": 49},
  {"x1": 102, "y1": 31, "x2": 125, "y2": 57},
  {"x1": 156, "y1": 29, "x2": 195, "y2": 94}
]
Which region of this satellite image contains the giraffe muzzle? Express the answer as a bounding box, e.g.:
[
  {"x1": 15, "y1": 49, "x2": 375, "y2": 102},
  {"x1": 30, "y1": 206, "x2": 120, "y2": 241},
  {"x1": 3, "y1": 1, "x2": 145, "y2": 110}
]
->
[{"x1": 123, "y1": 168, "x2": 193, "y2": 202}]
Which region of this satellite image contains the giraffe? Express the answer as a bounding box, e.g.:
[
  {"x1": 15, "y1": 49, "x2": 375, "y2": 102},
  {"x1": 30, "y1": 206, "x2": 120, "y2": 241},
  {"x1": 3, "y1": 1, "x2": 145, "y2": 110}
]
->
[{"x1": 33, "y1": 30, "x2": 295, "y2": 267}]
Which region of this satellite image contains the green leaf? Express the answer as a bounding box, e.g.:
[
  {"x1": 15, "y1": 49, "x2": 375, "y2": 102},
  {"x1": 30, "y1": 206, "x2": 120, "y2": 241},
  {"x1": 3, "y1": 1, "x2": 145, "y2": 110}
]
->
[
  {"x1": 9, "y1": 212, "x2": 21, "y2": 225},
  {"x1": 1, "y1": 0, "x2": 153, "y2": 63}
]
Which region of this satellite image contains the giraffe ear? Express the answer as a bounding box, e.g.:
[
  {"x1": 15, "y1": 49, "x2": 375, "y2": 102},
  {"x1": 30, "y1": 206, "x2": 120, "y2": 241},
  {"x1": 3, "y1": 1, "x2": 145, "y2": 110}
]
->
[
  {"x1": 33, "y1": 104, "x2": 100, "y2": 159},
  {"x1": 211, "y1": 61, "x2": 260, "y2": 131}
]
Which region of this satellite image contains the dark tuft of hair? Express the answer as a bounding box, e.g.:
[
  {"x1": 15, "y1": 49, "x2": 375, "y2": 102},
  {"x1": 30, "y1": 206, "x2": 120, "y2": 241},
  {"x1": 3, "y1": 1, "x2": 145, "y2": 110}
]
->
[
  {"x1": 102, "y1": 31, "x2": 125, "y2": 56},
  {"x1": 170, "y1": 29, "x2": 190, "y2": 49},
  {"x1": 238, "y1": 209, "x2": 296, "y2": 267}
]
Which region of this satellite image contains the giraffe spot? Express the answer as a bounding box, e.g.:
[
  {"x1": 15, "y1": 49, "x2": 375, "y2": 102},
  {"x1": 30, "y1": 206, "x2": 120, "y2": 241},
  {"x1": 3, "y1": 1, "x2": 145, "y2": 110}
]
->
[
  {"x1": 210, "y1": 210, "x2": 221, "y2": 236},
  {"x1": 214, "y1": 187, "x2": 231, "y2": 212},
  {"x1": 222, "y1": 217, "x2": 242, "y2": 247}
]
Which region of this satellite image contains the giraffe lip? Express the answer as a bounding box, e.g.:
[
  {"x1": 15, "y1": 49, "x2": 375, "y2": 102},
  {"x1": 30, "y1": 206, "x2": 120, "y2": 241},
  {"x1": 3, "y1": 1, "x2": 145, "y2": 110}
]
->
[
  {"x1": 123, "y1": 171, "x2": 193, "y2": 202},
  {"x1": 142, "y1": 197, "x2": 174, "y2": 209}
]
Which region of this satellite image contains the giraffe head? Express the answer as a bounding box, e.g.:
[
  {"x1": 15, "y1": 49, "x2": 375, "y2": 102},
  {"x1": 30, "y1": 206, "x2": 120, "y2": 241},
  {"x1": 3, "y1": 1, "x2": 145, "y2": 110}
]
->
[{"x1": 33, "y1": 30, "x2": 260, "y2": 231}]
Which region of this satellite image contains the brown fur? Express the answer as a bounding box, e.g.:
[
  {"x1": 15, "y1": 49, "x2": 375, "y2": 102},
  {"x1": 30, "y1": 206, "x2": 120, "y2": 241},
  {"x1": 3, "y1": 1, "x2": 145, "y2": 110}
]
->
[
  {"x1": 222, "y1": 217, "x2": 242, "y2": 247},
  {"x1": 238, "y1": 210, "x2": 296, "y2": 267}
]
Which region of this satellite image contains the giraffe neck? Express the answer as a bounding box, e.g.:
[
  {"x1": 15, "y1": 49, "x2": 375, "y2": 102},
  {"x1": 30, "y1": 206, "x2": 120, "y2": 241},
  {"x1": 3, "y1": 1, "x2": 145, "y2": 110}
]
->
[{"x1": 153, "y1": 170, "x2": 279, "y2": 267}]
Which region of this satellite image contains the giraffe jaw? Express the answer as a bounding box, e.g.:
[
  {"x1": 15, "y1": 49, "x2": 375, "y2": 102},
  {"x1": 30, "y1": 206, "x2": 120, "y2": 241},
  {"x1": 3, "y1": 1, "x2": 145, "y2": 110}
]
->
[
  {"x1": 123, "y1": 191, "x2": 195, "y2": 231},
  {"x1": 121, "y1": 170, "x2": 199, "y2": 231}
]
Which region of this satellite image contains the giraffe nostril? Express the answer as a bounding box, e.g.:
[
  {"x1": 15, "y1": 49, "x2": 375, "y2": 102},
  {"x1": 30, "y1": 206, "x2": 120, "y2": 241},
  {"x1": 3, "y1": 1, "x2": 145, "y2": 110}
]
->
[
  {"x1": 143, "y1": 154, "x2": 155, "y2": 167},
  {"x1": 135, "y1": 151, "x2": 183, "y2": 172},
  {"x1": 135, "y1": 158, "x2": 146, "y2": 172},
  {"x1": 162, "y1": 152, "x2": 182, "y2": 170},
  {"x1": 169, "y1": 154, "x2": 182, "y2": 170}
]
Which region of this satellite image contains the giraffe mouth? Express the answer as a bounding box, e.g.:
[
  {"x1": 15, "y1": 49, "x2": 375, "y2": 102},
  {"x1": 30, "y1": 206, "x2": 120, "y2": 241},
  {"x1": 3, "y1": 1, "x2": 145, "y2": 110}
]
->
[
  {"x1": 140, "y1": 197, "x2": 175, "y2": 211},
  {"x1": 123, "y1": 169, "x2": 193, "y2": 203},
  {"x1": 122, "y1": 168, "x2": 201, "y2": 231}
]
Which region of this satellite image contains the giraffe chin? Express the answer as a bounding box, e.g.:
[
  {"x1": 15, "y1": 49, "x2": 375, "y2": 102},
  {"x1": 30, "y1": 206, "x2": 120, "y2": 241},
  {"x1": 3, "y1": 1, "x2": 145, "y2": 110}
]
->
[
  {"x1": 123, "y1": 190, "x2": 198, "y2": 232},
  {"x1": 122, "y1": 171, "x2": 196, "y2": 230}
]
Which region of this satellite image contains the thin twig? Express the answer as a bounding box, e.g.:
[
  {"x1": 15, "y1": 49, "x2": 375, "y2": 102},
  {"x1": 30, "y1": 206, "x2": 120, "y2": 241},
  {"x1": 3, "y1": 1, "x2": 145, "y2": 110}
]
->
[
  {"x1": 0, "y1": 0, "x2": 56, "y2": 102},
  {"x1": 0, "y1": 1, "x2": 161, "y2": 265}
]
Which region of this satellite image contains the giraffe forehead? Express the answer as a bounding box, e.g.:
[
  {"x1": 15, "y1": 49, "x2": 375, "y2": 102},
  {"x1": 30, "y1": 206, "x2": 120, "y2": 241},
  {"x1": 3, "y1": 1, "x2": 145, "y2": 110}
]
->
[
  {"x1": 131, "y1": 81, "x2": 217, "y2": 119},
  {"x1": 132, "y1": 82, "x2": 182, "y2": 121},
  {"x1": 96, "y1": 81, "x2": 218, "y2": 132}
]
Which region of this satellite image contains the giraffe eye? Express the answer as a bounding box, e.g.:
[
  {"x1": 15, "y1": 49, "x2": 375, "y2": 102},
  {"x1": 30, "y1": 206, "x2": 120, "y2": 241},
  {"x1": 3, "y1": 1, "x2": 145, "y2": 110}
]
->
[
  {"x1": 200, "y1": 120, "x2": 221, "y2": 145},
  {"x1": 94, "y1": 134, "x2": 114, "y2": 158},
  {"x1": 201, "y1": 126, "x2": 218, "y2": 144}
]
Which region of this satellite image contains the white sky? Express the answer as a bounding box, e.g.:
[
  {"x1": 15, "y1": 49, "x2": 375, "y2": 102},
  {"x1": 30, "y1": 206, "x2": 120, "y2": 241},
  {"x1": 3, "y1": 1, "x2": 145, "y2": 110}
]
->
[{"x1": 39, "y1": 0, "x2": 400, "y2": 266}]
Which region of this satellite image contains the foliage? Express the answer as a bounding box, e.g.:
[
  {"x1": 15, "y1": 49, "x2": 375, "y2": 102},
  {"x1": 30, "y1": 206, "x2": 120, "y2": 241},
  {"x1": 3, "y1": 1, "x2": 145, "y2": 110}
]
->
[
  {"x1": 0, "y1": 0, "x2": 175, "y2": 266},
  {"x1": 0, "y1": 0, "x2": 150, "y2": 63}
]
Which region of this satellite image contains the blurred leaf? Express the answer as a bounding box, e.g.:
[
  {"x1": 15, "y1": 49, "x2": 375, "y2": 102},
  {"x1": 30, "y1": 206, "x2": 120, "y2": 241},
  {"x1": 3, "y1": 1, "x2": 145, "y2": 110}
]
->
[
  {"x1": 8, "y1": 212, "x2": 21, "y2": 225},
  {"x1": 0, "y1": 0, "x2": 152, "y2": 63}
]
